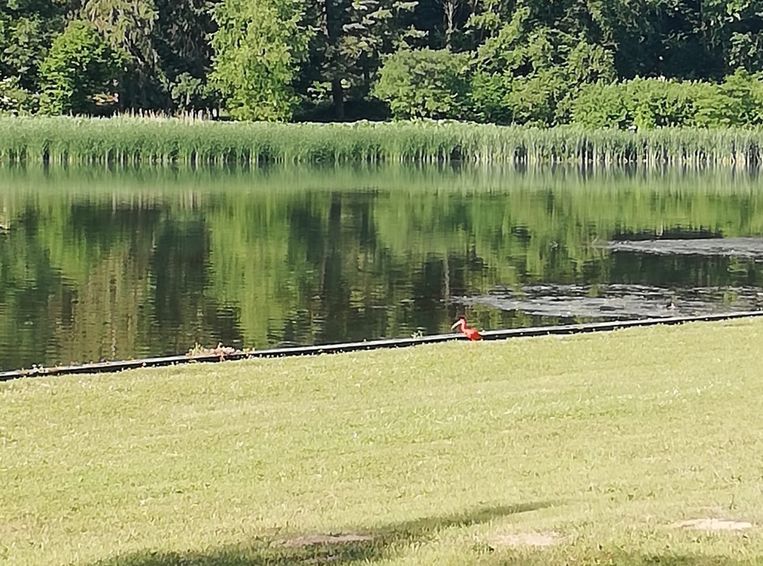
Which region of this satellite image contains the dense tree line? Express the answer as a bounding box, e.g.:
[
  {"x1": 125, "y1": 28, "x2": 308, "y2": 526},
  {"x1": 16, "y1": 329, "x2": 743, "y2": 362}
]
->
[{"x1": 3, "y1": 0, "x2": 763, "y2": 126}]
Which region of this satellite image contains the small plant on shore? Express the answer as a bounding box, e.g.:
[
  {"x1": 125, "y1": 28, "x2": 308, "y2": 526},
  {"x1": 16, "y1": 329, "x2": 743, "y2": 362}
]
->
[{"x1": 186, "y1": 342, "x2": 238, "y2": 360}]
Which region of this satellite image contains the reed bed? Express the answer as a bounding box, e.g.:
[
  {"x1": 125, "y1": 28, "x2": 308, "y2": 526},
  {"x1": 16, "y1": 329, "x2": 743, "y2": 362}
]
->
[{"x1": 1, "y1": 115, "x2": 762, "y2": 166}]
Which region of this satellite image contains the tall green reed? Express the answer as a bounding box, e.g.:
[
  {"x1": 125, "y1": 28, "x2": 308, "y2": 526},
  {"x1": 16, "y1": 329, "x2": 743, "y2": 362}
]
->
[{"x1": 1, "y1": 116, "x2": 761, "y2": 167}]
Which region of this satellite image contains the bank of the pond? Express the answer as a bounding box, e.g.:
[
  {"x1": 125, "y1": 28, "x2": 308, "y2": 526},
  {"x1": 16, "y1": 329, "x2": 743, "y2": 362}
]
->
[
  {"x1": 3, "y1": 311, "x2": 762, "y2": 381},
  {"x1": 2, "y1": 318, "x2": 762, "y2": 565},
  {"x1": 2, "y1": 116, "x2": 763, "y2": 166}
]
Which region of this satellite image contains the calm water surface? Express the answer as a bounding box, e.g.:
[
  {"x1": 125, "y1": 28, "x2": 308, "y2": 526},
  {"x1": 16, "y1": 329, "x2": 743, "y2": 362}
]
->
[{"x1": 1, "y1": 165, "x2": 762, "y2": 370}]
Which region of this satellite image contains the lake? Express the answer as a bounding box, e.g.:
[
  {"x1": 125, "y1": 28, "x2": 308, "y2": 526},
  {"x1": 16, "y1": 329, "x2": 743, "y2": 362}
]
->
[{"x1": 1, "y1": 164, "x2": 762, "y2": 371}]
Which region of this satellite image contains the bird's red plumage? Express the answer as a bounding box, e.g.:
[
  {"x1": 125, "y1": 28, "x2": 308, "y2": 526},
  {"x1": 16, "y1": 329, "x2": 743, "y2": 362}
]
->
[
  {"x1": 454, "y1": 318, "x2": 482, "y2": 341},
  {"x1": 464, "y1": 326, "x2": 482, "y2": 341}
]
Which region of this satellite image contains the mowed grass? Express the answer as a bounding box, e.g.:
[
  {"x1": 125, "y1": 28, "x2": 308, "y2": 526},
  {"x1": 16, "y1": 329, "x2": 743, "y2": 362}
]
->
[{"x1": 2, "y1": 319, "x2": 763, "y2": 566}]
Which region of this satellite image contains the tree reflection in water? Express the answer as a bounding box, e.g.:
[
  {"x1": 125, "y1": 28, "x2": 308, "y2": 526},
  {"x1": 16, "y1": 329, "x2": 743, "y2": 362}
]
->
[{"x1": 1, "y1": 164, "x2": 762, "y2": 370}]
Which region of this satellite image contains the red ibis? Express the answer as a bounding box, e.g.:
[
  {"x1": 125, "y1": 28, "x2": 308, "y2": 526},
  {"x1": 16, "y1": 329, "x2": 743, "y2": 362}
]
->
[{"x1": 451, "y1": 316, "x2": 482, "y2": 341}]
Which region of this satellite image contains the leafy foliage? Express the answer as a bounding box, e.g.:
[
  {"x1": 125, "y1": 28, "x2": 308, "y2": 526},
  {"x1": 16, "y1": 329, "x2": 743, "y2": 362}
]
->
[
  {"x1": 170, "y1": 73, "x2": 217, "y2": 113},
  {"x1": 0, "y1": 77, "x2": 38, "y2": 115},
  {"x1": 299, "y1": 0, "x2": 421, "y2": 120},
  {"x1": 210, "y1": 0, "x2": 310, "y2": 121},
  {"x1": 470, "y1": 7, "x2": 617, "y2": 126},
  {"x1": 154, "y1": 0, "x2": 214, "y2": 90},
  {"x1": 573, "y1": 71, "x2": 763, "y2": 129},
  {"x1": 80, "y1": 0, "x2": 164, "y2": 108},
  {"x1": 38, "y1": 20, "x2": 122, "y2": 115},
  {"x1": 5, "y1": 0, "x2": 763, "y2": 122},
  {"x1": 374, "y1": 48, "x2": 471, "y2": 119},
  {"x1": 0, "y1": 2, "x2": 66, "y2": 94},
  {"x1": 696, "y1": 69, "x2": 763, "y2": 127}
]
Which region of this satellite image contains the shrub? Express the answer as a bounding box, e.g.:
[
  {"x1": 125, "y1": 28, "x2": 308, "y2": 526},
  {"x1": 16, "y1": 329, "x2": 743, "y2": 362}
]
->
[
  {"x1": 572, "y1": 76, "x2": 748, "y2": 129},
  {"x1": 571, "y1": 82, "x2": 633, "y2": 129},
  {"x1": 629, "y1": 78, "x2": 706, "y2": 128},
  {"x1": 38, "y1": 20, "x2": 122, "y2": 115},
  {"x1": 695, "y1": 69, "x2": 763, "y2": 127},
  {"x1": 0, "y1": 77, "x2": 38, "y2": 115},
  {"x1": 374, "y1": 48, "x2": 472, "y2": 120},
  {"x1": 501, "y1": 71, "x2": 569, "y2": 126}
]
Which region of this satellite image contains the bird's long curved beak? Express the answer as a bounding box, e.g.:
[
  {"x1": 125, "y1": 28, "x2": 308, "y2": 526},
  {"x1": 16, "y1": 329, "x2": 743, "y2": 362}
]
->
[{"x1": 450, "y1": 320, "x2": 461, "y2": 330}]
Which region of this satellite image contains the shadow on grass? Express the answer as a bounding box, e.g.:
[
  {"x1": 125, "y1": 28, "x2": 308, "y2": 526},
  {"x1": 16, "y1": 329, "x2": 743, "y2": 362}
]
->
[
  {"x1": 87, "y1": 501, "x2": 758, "y2": 566},
  {"x1": 88, "y1": 501, "x2": 555, "y2": 565}
]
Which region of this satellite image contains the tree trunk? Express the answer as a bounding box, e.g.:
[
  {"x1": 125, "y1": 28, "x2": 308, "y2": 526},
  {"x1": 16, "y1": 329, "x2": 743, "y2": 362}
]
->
[
  {"x1": 323, "y1": 0, "x2": 346, "y2": 120},
  {"x1": 443, "y1": 0, "x2": 459, "y2": 49},
  {"x1": 332, "y1": 78, "x2": 345, "y2": 120}
]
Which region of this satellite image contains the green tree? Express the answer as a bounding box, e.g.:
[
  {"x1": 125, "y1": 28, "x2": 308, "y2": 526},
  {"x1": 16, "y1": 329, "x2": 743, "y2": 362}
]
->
[
  {"x1": 571, "y1": 81, "x2": 633, "y2": 129},
  {"x1": 154, "y1": 0, "x2": 216, "y2": 112},
  {"x1": 701, "y1": 0, "x2": 763, "y2": 74},
  {"x1": 470, "y1": 6, "x2": 616, "y2": 125},
  {"x1": 374, "y1": 47, "x2": 471, "y2": 119},
  {"x1": 211, "y1": 0, "x2": 310, "y2": 121},
  {"x1": 301, "y1": 0, "x2": 421, "y2": 120},
  {"x1": 0, "y1": 0, "x2": 68, "y2": 94},
  {"x1": 80, "y1": 0, "x2": 165, "y2": 108},
  {"x1": 80, "y1": 0, "x2": 217, "y2": 112},
  {"x1": 170, "y1": 72, "x2": 217, "y2": 113},
  {"x1": 38, "y1": 20, "x2": 122, "y2": 115}
]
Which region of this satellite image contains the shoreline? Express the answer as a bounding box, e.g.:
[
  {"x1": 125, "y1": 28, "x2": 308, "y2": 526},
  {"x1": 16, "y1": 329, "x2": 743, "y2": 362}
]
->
[{"x1": 3, "y1": 310, "x2": 762, "y2": 381}]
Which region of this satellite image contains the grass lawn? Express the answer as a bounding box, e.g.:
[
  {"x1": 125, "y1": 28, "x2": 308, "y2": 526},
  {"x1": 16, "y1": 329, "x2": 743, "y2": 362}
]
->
[{"x1": 2, "y1": 319, "x2": 762, "y2": 565}]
